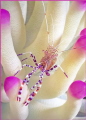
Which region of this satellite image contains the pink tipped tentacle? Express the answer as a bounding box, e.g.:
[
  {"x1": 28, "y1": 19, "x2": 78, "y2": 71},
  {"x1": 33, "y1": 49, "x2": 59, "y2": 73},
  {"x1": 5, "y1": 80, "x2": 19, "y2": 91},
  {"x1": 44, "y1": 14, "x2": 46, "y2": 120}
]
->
[
  {"x1": 58, "y1": 28, "x2": 86, "y2": 54},
  {"x1": 69, "y1": 80, "x2": 86, "y2": 99},
  {"x1": 73, "y1": 29, "x2": 86, "y2": 52},
  {"x1": 76, "y1": 1, "x2": 86, "y2": 10},
  {"x1": 80, "y1": 28, "x2": 86, "y2": 36}
]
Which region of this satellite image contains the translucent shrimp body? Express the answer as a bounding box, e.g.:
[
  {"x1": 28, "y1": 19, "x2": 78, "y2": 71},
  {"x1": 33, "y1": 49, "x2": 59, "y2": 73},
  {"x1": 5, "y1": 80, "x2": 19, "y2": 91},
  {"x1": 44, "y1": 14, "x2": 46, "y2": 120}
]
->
[{"x1": 40, "y1": 45, "x2": 58, "y2": 71}]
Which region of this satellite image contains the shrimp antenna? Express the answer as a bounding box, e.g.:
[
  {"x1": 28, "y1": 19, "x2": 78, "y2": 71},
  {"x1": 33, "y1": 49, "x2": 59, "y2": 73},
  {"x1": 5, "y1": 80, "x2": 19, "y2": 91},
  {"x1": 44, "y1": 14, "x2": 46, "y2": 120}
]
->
[
  {"x1": 42, "y1": 1, "x2": 50, "y2": 45},
  {"x1": 55, "y1": 35, "x2": 80, "y2": 51},
  {"x1": 58, "y1": 44, "x2": 86, "y2": 54},
  {"x1": 55, "y1": 34, "x2": 80, "y2": 50},
  {"x1": 50, "y1": 14, "x2": 54, "y2": 46}
]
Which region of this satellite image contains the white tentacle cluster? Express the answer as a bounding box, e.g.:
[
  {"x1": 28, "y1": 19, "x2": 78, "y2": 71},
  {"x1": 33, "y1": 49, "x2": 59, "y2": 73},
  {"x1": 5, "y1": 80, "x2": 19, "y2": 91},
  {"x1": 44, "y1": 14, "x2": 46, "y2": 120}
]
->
[{"x1": 1, "y1": 1, "x2": 86, "y2": 120}]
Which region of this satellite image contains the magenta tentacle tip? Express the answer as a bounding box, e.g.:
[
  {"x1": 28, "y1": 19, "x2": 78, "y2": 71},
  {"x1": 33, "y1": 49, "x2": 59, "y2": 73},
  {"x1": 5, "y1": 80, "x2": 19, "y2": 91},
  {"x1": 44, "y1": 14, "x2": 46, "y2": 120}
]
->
[
  {"x1": 74, "y1": 28, "x2": 86, "y2": 52},
  {"x1": 1, "y1": 9, "x2": 10, "y2": 25},
  {"x1": 69, "y1": 80, "x2": 86, "y2": 99},
  {"x1": 80, "y1": 28, "x2": 86, "y2": 36},
  {"x1": 4, "y1": 76, "x2": 21, "y2": 98},
  {"x1": 77, "y1": 1, "x2": 86, "y2": 10}
]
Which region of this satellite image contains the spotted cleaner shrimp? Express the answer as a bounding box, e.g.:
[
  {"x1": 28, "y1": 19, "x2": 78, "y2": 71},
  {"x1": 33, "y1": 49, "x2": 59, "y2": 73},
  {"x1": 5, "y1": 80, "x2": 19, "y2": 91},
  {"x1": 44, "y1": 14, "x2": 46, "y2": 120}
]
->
[{"x1": 14, "y1": 1, "x2": 86, "y2": 106}]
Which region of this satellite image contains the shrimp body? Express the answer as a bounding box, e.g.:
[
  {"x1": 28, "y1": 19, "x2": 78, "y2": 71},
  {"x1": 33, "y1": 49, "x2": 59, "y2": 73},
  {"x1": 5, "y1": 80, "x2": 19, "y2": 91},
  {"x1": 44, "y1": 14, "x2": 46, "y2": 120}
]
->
[{"x1": 40, "y1": 45, "x2": 58, "y2": 71}]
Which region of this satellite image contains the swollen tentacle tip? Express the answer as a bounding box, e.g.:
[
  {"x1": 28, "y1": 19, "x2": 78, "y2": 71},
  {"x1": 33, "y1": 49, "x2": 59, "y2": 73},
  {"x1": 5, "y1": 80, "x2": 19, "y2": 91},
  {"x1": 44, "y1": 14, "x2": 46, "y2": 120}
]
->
[
  {"x1": 76, "y1": 1, "x2": 86, "y2": 10},
  {"x1": 74, "y1": 29, "x2": 86, "y2": 52},
  {"x1": 68, "y1": 80, "x2": 86, "y2": 99},
  {"x1": 4, "y1": 76, "x2": 21, "y2": 99},
  {"x1": 80, "y1": 28, "x2": 86, "y2": 36},
  {"x1": 1, "y1": 9, "x2": 10, "y2": 25}
]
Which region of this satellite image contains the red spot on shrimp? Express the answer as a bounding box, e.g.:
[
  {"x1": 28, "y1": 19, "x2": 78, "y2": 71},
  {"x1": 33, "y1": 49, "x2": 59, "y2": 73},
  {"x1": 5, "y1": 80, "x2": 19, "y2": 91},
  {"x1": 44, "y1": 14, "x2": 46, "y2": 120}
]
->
[
  {"x1": 31, "y1": 92, "x2": 36, "y2": 96},
  {"x1": 36, "y1": 87, "x2": 40, "y2": 91}
]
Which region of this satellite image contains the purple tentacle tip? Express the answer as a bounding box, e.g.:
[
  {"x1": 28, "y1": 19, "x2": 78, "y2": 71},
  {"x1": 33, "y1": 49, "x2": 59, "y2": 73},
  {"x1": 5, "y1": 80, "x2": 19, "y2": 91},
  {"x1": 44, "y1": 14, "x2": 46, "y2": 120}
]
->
[
  {"x1": 77, "y1": 1, "x2": 86, "y2": 10},
  {"x1": 69, "y1": 80, "x2": 86, "y2": 99},
  {"x1": 74, "y1": 28, "x2": 86, "y2": 52},
  {"x1": 1, "y1": 9, "x2": 10, "y2": 25},
  {"x1": 80, "y1": 28, "x2": 86, "y2": 36},
  {"x1": 4, "y1": 76, "x2": 20, "y2": 94}
]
